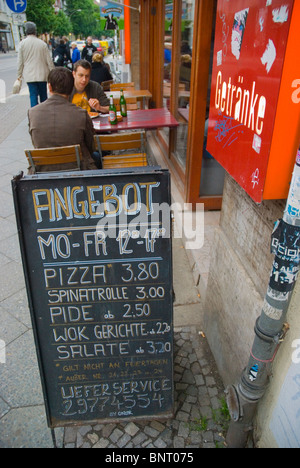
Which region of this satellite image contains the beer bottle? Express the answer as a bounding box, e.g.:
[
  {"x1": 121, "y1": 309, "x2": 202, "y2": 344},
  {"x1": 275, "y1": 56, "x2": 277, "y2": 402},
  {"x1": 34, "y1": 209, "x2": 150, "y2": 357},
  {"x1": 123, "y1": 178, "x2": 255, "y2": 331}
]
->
[
  {"x1": 109, "y1": 95, "x2": 117, "y2": 125},
  {"x1": 120, "y1": 89, "x2": 127, "y2": 117}
]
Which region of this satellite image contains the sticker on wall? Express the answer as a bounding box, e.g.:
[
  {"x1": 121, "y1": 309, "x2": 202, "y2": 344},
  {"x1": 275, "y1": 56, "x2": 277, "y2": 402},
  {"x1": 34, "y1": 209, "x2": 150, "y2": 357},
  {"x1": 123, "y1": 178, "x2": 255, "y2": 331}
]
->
[
  {"x1": 269, "y1": 218, "x2": 300, "y2": 292},
  {"x1": 262, "y1": 298, "x2": 283, "y2": 320},
  {"x1": 261, "y1": 39, "x2": 276, "y2": 73},
  {"x1": 252, "y1": 134, "x2": 262, "y2": 154},
  {"x1": 249, "y1": 364, "x2": 259, "y2": 381},
  {"x1": 259, "y1": 15, "x2": 264, "y2": 32},
  {"x1": 231, "y1": 8, "x2": 249, "y2": 60},
  {"x1": 285, "y1": 165, "x2": 300, "y2": 220},
  {"x1": 270, "y1": 218, "x2": 300, "y2": 260},
  {"x1": 266, "y1": 286, "x2": 290, "y2": 302},
  {"x1": 270, "y1": 258, "x2": 300, "y2": 292},
  {"x1": 217, "y1": 50, "x2": 223, "y2": 66},
  {"x1": 272, "y1": 5, "x2": 289, "y2": 23}
]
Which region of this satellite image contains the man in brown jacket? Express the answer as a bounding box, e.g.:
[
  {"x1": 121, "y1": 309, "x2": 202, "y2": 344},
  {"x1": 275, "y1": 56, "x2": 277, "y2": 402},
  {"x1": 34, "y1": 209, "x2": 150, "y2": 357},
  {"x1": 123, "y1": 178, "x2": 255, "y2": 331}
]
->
[{"x1": 28, "y1": 67, "x2": 98, "y2": 173}]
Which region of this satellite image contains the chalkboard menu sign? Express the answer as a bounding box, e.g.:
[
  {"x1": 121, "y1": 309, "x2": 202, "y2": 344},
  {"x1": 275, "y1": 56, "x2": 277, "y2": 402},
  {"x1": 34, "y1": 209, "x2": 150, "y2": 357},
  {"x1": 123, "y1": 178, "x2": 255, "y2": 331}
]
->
[{"x1": 12, "y1": 168, "x2": 173, "y2": 428}]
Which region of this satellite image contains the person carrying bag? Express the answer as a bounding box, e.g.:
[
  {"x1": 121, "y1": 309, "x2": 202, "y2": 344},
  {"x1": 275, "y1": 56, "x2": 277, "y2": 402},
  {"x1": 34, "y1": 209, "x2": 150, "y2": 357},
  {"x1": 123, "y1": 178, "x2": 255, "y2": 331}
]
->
[{"x1": 12, "y1": 78, "x2": 22, "y2": 94}]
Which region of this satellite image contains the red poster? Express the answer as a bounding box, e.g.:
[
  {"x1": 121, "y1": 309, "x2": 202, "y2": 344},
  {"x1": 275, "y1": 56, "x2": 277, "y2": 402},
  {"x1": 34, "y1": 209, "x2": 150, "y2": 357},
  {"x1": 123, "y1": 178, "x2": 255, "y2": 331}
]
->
[{"x1": 207, "y1": 0, "x2": 294, "y2": 202}]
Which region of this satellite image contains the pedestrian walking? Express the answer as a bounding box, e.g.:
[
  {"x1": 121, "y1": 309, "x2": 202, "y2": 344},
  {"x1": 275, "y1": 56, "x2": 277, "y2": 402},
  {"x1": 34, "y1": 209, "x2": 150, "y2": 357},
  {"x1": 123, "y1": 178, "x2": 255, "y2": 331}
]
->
[
  {"x1": 17, "y1": 22, "x2": 54, "y2": 107},
  {"x1": 0, "y1": 38, "x2": 6, "y2": 53},
  {"x1": 53, "y1": 38, "x2": 71, "y2": 67},
  {"x1": 49, "y1": 36, "x2": 57, "y2": 51},
  {"x1": 71, "y1": 42, "x2": 81, "y2": 65},
  {"x1": 81, "y1": 36, "x2": 97, "y2": 63},
  {"x1": 90, "y1": 52, "x2": 112, "y2": 85}
]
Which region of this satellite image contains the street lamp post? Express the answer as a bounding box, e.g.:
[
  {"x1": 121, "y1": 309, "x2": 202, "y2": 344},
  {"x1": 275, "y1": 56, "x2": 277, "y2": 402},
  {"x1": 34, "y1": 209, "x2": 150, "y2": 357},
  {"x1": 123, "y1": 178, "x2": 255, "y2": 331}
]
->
[{"x1": 66, "y1": 10, "x2": 82, "y2": 42}]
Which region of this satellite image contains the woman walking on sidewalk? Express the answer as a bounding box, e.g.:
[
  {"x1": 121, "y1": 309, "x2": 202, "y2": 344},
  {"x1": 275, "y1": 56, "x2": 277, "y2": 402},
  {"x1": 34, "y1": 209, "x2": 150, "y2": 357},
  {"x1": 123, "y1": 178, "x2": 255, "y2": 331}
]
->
[{"x1": 17, "y1": 22, "x2": 54, "y2": 107}]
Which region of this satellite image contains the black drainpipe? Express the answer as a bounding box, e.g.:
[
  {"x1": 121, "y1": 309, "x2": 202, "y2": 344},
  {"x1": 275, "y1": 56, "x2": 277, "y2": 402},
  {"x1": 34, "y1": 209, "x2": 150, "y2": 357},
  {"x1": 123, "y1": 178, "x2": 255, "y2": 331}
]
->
[{"x1": 225, "y1": 145, "x2": 300, "y2": 448}]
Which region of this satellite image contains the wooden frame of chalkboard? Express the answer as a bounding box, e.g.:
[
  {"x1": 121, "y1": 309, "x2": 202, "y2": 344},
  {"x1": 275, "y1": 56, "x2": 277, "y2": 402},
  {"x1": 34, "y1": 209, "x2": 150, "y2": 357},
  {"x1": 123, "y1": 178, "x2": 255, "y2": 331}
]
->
[{"x1": 12, "y1": 168, "x2": 174, "y2": 428}]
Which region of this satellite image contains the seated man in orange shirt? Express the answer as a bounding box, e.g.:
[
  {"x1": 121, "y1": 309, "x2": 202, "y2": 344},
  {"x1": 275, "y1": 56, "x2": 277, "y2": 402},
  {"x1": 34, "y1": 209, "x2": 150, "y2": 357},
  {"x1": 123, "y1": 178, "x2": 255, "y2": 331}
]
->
[{"x1": 70, "y1": 59, "x2": 109, "y2": 113}]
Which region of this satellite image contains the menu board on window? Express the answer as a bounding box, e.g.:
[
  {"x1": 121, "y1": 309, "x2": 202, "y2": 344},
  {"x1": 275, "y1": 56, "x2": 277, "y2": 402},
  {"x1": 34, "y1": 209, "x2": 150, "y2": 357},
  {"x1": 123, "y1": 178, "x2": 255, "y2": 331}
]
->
[
  {"x1": 12, "y1": 169, "x2": 173, "y2": 428},
  {"x1": 207, "y1": 0, "x2": 294, "y2": 203}
]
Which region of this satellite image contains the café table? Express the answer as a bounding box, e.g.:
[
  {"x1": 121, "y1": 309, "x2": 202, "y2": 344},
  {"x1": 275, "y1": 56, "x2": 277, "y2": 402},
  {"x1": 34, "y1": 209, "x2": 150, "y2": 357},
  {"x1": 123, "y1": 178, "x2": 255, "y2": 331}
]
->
[
  {"x1": 105, "y1": 89, "x2": 152, "y2": 109},
  {"x1": 92, "y1": 108, "x2": 179, "y2": 133}
]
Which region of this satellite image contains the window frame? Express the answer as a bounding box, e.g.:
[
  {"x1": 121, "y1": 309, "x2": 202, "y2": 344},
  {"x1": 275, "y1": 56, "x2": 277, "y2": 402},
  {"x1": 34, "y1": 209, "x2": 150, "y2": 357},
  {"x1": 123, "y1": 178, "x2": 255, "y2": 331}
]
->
[{"x1": 140, "y1": 0, "x2": 222, "y2": 209}]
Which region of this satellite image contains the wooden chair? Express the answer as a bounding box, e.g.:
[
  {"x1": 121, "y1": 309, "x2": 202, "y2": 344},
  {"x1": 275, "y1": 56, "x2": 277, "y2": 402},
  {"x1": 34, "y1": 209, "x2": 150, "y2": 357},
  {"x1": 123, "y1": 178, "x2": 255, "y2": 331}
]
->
[
  {"x1": 110, "y1": 82, "x2": 135, "y2": 91},
  {"x1": 114, "y1": 97, "x2": 138, "y2": 111},
  {"x1": 101, "y1": 79, "x2": 114, "y2": 91},
  {"x1": 94, "y1": 131, "x2": 148, "y2": 169},
  {"x1": 25, "y1": 145, "x2": 82, "y2": 173}
]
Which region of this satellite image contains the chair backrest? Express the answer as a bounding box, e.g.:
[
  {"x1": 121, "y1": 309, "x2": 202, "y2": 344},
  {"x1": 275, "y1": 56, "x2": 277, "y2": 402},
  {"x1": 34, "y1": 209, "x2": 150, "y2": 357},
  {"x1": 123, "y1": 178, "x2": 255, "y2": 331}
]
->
[
  {"x1": 25, "y1": 145, "x2": 82, "y2": 173},
  {"x1": 102, "y1": 154, "x2": 148, "y2": 169},
  {"x1": 94, "y1": 131, "x2": 147, "y2": 169},
  {"x1": 114, "y1": 96, "x2": 138, "y2": 111},
  {"x1": 94, "y1": 131, "x2": 146, "y2": 154},
  {"x1": 110, "y1": 82, "x2": 135, "y2": 91},
  {"x1": 101, "y1": 79, "x2": 114, "y2": 91}
]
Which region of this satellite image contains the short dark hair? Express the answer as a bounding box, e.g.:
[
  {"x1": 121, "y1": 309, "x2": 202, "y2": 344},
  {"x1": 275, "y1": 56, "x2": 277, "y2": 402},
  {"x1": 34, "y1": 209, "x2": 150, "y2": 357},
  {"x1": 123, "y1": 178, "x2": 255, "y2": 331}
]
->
[
  {"x1": 73, "y1": 59, "x2": 92, "y2": 73},
  {"x1": 48, "y1": 67, "x2": 74, "y2": 95}
]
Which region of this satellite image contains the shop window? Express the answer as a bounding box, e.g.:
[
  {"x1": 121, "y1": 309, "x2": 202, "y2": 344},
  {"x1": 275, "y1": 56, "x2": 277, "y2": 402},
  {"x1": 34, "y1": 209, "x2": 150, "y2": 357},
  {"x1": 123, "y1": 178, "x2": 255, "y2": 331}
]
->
[
  {"x1": 146, "y1": 0, "x2": 223, "y2": 207},
  {"x1": 174, "y1": 1, "x2": 194, "y2": 170},
  {"x1": 161, "y1": 1, "x2": 173, "y2": 142},
  {"x1": 199, "y1": 4, "x2": 225, "y2": 197},
  {"x1": 160, "y1": 1, "x2": 195, "y2": 173}
]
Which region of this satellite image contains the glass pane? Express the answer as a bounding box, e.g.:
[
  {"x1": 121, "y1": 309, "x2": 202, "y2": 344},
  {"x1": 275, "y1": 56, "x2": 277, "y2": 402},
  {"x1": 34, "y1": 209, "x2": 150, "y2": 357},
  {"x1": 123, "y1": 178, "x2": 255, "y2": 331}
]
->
[
  {"x1": 173, "y1": 0, "x2": 195, "y2": 170},
  {"x1": 161, "y1": 0, "x2": 174, "y2": 141},
  {"x1": 200, "y1": 152, "x2": 226, "y2": 196},
  {"x1": 201, "y1": 121, "x2": 225, "y2": 196},
  {"x1": 200, "y1": 1, "x2": 225, "y2": 197}
]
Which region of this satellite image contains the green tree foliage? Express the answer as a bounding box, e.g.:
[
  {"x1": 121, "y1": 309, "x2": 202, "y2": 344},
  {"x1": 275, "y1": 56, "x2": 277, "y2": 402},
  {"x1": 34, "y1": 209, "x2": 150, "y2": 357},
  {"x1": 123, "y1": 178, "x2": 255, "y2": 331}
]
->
[
  {"x1": 52, "y1": 10, "x2": 72, "y2": 36},
  {"x1": 66, "y1": 0, "x2": 100, "y2": 38},
  {"x1": 26, "y1": 0, "x2": 56, "y2": 34},
  {"x1": 26, "y1": 0, "x2": 105, "y2": 37}
]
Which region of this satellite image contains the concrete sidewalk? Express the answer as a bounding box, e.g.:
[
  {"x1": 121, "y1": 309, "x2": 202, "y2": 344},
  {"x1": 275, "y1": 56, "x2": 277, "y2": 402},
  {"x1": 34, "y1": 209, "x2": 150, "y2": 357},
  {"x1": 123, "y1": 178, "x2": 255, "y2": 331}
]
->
[{"x1": 0, "y1": 92, "x2": 226, "y2": 448}]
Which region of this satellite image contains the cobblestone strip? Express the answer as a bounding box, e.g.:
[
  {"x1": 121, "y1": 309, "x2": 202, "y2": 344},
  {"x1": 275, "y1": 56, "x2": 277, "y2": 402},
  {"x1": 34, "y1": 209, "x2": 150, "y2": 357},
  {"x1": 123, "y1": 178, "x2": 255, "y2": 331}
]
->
[{"x1": 64, "y1": 326, "x2": 228, "y2": 449}]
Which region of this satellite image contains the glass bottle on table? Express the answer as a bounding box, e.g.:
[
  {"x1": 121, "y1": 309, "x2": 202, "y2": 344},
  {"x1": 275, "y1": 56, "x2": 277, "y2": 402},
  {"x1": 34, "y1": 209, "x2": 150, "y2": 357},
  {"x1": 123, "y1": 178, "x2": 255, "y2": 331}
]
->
[
  {"x1": 109, "y1": 95, "x2": 117, "y2": 125},
  {"x1": 119, "y1": 89, "x2": 127, "y2": 117}
]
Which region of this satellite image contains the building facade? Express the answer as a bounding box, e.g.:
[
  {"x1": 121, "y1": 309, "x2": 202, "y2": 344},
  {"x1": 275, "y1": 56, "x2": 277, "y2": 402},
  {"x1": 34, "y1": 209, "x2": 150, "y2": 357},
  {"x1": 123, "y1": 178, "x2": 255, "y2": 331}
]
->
[
  {"x1": 0, "y1": 0, "x2": 26, "y2": 51},
  {"x1": 133, "y1": 0, "x2": 300, "y2": 448}
]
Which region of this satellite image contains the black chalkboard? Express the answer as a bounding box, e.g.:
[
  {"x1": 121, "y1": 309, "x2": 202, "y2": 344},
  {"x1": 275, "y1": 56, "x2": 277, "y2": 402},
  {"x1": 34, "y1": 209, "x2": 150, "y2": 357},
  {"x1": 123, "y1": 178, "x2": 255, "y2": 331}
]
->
[{"x1": 12, "y1": 168, "x2": 173, "y2": 428}]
